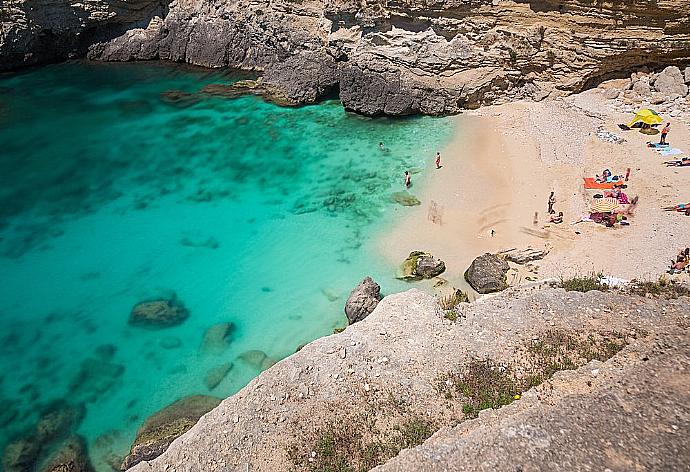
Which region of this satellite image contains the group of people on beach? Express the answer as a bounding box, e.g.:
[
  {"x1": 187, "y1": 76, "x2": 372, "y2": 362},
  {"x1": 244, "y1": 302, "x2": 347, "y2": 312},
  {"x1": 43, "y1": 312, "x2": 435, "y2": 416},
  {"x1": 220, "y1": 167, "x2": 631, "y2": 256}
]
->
[{"x1": 670, "y1": 248, "x2": 690, "y2": 273}]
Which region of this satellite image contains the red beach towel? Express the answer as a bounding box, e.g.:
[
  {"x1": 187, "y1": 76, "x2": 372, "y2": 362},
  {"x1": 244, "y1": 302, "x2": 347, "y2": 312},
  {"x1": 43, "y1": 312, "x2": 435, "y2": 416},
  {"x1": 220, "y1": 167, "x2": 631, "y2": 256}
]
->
[{"x1": 583, "y1": 178, "x2": 624, "y2": 190}]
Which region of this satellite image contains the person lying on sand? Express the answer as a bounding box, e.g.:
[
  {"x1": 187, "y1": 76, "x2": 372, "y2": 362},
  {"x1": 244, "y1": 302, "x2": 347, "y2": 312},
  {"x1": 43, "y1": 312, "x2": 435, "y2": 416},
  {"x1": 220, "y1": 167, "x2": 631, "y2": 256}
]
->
[
  {"x1": 663, "y1": 203, "x2": 690, "y2": 212},
  {"x1": 664, "y1": 157, "x2": 690, "y2": 167},
  {"x1": 549, "y1": 212, "x2": 563, "y2": 224}
]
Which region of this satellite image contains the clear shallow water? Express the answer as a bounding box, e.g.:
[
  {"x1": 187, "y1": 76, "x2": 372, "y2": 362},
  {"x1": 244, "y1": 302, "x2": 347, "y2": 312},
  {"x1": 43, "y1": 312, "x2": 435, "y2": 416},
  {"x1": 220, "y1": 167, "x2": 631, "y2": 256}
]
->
[{"x1": 0, "y1": 62, "x2": 453, "y2": 470}]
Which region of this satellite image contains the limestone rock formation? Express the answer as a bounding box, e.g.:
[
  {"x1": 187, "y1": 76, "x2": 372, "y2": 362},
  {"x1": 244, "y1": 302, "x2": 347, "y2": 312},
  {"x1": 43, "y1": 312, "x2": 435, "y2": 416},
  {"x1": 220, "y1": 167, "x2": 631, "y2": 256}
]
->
[
  {"x1": 653, "y1": 66, "x2": 688, "y2": 97},
  {"x1": 38, "y1": 435, "x2": 94, "y2": 472},
  {"x1": 344, "y1": 276, "x2": 382, "y2": 324},
  {"x1": 129, "y1": 297, "x2": 189, "y2": 328},
  {"x1": 397, "y1": 251, "x2": 446, "y2": 281},
  {"x1": 500, "y1": 247, "x2": 549, "y2": 265},
  {"x1": 3, "y1": 0, "x2": 690, "y2": 115},
  {"x1": 121, "y1": 395, "x2": 221, "y2": 470},
  {"x1": 465, "y1": 253, "x2": 509, "y2": 294},
  {"x1": 123, "y1": 288, "x2": 690, "y2": 472}
]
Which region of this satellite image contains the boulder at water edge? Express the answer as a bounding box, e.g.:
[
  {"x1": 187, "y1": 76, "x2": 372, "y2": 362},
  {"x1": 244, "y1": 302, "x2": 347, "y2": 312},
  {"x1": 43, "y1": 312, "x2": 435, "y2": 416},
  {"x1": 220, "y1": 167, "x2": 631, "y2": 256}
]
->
[
  {"x1": 38, "y1": 435, "x2": 94, "y2": 472},
  {"x1": 464, "y1": 253, "x2": 509, "y2": 294},
  {"x1": 129, "y1": 297, "x2": 189, "y2": 328},
  {"x1": 397, "y1": 251, "x2": 446, "y2": 280},
  {"x1": 344, "y1": 277, "x2": 382, "y2": 325},
  {"x1": 121, "y1": 395, "x2": 221, "y2": 470},
  {"x1": 204, "y1": 363, "x2": 233, "y2": 390}
]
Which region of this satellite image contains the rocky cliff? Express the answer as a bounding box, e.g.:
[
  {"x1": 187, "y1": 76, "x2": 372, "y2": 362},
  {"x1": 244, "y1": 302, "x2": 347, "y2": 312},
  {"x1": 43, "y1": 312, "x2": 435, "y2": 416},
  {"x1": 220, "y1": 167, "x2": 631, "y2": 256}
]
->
[
  {"x1": 122, "y1": 286, "x2": 689, "y2": 471},
  {"x1": 2, "y1": 0, "x2": 690, "y2": 114}
]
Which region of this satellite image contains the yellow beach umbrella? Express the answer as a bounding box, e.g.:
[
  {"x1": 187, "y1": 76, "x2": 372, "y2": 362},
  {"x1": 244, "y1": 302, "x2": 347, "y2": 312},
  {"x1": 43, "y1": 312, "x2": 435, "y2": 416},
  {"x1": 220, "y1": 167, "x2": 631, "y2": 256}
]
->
[
  {"x1": 591, "y1": 197, "x2": 619, "y2": 213},
  {"x1": 628, "y1": 108, "x2": 663, "y2": 127}
]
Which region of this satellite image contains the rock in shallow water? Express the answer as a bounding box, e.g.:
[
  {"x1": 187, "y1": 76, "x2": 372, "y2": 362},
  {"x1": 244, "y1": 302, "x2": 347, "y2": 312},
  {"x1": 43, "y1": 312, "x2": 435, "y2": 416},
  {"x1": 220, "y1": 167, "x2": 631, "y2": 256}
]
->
[
  {"x1": 129, "y1": 297, "x2": 189, "y2": 328},
  {"x1": 204, "y1": 363, "x2": 233, "y2": 390},
  {"x1": 391, "y1": 191, "x2": 421, "y2": 206},
  {"x1": 238, "y1": 350, "x2": 277, "y2": 371},
  {"x1": 344, "y1": 277, "x2": 382, "y2": 325},
  {"x1": 38, "y1": 435, "x2": 94, "y2": 472},
  {"x1": 69, "y1": 358, "x2": 125, "y2": 403},
  {"x1": 2, "y1": 436, "x2": 40, "y2": 472},
  {"x1": 465, "y1": 253, "x2": 509, "y2": 294},
  {"x1": 121, "y1": 395, "x2": 221, "y2": 470},
  {"x1": 200, "y1": 322, "x2": 234, "y2": 355},
  {"x1": 36, "y1": 401, "x2": 85, "y2": 443},
  {"x1": 397, "y1": 251, "x2": 446, "y2": 280}
]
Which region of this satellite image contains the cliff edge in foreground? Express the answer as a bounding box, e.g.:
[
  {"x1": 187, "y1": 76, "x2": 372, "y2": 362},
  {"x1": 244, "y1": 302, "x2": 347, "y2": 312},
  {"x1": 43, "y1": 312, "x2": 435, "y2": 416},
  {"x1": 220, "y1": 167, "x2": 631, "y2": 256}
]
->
[
  {"x1": 127, "y1": 286, "x2": 690, "y2": 471},
  {"x1": 2, "y1": 0, "x2": 690, "y2": 114}
]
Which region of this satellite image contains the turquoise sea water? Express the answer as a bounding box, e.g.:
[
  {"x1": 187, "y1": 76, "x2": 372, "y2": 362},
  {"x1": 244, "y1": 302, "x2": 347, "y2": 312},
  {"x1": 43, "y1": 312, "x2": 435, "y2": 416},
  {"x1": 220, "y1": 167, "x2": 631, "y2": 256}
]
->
[{"x1": 0, "y1": 62, "x2": 453, "y2": 470}]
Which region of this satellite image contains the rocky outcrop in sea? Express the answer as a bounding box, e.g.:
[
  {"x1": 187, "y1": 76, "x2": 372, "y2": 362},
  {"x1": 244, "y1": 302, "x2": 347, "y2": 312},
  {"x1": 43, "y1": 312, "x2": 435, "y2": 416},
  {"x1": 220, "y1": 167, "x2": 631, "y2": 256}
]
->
[{"x1": 2, "y1": 0, "x2": 690, "y2": 115}]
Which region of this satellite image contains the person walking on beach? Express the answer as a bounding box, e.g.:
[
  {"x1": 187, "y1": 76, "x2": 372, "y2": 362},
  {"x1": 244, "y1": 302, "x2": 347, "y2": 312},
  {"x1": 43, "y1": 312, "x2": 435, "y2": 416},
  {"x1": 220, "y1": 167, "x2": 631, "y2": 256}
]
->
[
  {"x1": 548, "y1": 192, "x2": 556, "y2": 214},
  {"x1": 435, "y1": 152, "x2": 442, "y2": 169},
  {"x1": 660, "y1": 122, "x2": 671, "y2": 145},
  {"x1": 404, "y1": 171, "x2": 411, "y2": 189}
]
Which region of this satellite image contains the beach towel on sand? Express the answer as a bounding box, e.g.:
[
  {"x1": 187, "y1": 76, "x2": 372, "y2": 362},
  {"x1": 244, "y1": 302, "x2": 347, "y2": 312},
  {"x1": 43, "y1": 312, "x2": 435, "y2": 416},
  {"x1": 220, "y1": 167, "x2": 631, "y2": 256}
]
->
[
  {"x1": 657, "y1": 148, "x2": 683, "y2": 157},
  {"x1": 583, "y1": 177, "x2": 624, "y2": 189}
]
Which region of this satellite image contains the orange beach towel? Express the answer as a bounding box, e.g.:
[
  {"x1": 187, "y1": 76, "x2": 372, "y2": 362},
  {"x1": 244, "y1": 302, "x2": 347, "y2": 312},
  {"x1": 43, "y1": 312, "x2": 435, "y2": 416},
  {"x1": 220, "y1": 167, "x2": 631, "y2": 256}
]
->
[{"x1": 583, "y1": 178, "x2": 624, "y2": 190}]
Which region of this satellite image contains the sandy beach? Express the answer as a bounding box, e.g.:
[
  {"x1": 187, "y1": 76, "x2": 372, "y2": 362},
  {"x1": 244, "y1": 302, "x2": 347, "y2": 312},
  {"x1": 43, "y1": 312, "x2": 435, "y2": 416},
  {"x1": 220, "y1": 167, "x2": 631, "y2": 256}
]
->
[{"x1": 380, "y1": 87, "x2": 690, "y2": 294}]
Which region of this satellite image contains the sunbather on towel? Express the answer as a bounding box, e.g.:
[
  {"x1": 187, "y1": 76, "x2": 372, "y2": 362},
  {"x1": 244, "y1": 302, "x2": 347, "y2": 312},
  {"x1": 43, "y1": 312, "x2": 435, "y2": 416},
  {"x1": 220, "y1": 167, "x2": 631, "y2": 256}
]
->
[{"x1": 664, "y1": 157, "x2": 690, "y2": 167}]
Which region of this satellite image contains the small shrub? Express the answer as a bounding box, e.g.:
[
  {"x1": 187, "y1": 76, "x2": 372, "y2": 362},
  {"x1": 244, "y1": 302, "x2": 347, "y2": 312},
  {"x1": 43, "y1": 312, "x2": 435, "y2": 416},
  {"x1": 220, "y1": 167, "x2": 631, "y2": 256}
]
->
[
  {"x1": 629, "y1": 278, "x2": 690, "y2": 299},
  {"x1": 438, "y1": 289, "x2": 468, "y2": 310},
  {"x1": 444, "y1": 310, "x2": 458, "y2": 321},
  {"x1": 559, "y1": 274, "x2": 608, "y2": 292}
]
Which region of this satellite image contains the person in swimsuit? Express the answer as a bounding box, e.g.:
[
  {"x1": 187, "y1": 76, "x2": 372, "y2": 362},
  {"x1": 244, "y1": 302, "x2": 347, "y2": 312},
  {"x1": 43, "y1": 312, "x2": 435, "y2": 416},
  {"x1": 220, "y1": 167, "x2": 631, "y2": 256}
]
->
[
  {"x1": 435, "y1": 152, "x2": 441, "y2": 169},
  {"x1": 404, "y1": 171, "x2": 411, "y2": 188},
  {"x1": 379, "y1": 142, "x2": 385, "y2": 151},
  {"x1": 660, "y1": 122, "x2": 671, "y2": 145},
  {"x1": 548, "y1": 192, "x2": 556, "y2": 214}
]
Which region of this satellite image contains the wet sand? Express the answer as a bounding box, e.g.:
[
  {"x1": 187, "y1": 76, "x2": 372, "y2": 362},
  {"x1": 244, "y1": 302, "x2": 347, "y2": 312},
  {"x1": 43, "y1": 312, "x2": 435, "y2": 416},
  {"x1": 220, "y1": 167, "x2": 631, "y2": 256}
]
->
[{"x1": 380, "y1": 89, "x2": 690, "y2": 292}]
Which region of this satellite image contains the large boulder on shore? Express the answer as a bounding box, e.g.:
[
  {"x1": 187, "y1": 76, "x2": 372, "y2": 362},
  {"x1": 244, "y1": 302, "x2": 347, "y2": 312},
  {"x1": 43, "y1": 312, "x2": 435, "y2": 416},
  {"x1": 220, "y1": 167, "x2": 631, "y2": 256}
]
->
[
  {"x1": 465, "y1": 253, "x2": 509, "y2": 294},
  {"x1": 652, "y1": 66, "x2": 688, "y2": 97},
  {"x1": 121, "y1": 395, "x2": 221, "y2": 470},
  {"x1": 129, "y1": 297, "x2": 189, "y2": 328},
  {"x1": 344, "y1": 277, "x2": 383, "y2": 325},
  {"x1": 38, "y1": 435, "x2": 94, "y2": 472},
  {"x1": 397, "y1": 252, "x2": 446, "y2": 281}
]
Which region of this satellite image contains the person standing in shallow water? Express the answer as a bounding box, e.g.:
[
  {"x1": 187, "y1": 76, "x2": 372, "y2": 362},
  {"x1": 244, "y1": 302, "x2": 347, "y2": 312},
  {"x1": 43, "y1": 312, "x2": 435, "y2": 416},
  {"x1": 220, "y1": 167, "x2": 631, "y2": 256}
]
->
[
  {"x1": 548, "y1": 192, "x2": 556, "y2": 214},
  {"x1": 435, "y1": 152, "x2": 442, "y2": 169},
  {"x1": 404, "y1": 171, "x2": 411, "y2": 188},
  {"x1": 660, "y1": 122, "x2": 671, "y2": 145},
  {"x1": 379, "y1": 142, "x2": 385, "y2": 151}
]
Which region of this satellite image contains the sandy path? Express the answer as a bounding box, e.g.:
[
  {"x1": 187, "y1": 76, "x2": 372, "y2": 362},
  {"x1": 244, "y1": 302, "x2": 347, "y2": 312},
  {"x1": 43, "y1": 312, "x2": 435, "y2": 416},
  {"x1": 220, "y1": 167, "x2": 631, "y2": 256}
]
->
[{"x1": 380, "y1": 89, "x2": 690, "y2": 291}]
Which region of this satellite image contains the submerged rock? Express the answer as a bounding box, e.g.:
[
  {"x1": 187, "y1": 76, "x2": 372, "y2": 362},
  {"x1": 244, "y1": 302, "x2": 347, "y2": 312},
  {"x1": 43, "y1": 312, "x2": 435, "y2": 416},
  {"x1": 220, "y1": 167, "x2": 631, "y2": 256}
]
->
[
  {"x1": 200, "y1": 322, "x2": 234, "y2": 355},
  {"x1": 121, "y1": 395, "x2": 221, "y2": 470},
  {"x1": 465, "y1": 253, "x2": 509, "y2": 294},
  {"x1": 344, "y1": 277, "x2": 382, "y2": 325},
  {"x1": 204, "y1": 363, "x2": 233, "y2": 390},
  {"x1": 391, "y1": 191, "x2": 421, "y2": 206},
  {"x1": 159, "y1": 90, "x2": 200, "y2": 108},
  {"x1": 2, "y1": 437, "x2": 39, "y2": 472},
  {"x1": 238, "y1": 350, "x2": 277, "y2": 371},
  {"x1": 38, "y1": 435, "x2": 94, "y2": 472},
  {"x1": 69, "y1": 358, "x2": 125, "y2": 403},
  {"x1": 201, "y1": 80, "x2": 297, "y2": 107},
  {"x1": 397, "y1": 251, "x2": 446, "y2": 281},
  {"x1": 36, "y1": 401, "x2": 85, "y2": 442},
  {"x1": 159, "y1": 337, "x2": 182, "y2": 350},
  {"x1": 129, "y1": 297, "x2": 189, "y2": 328}
]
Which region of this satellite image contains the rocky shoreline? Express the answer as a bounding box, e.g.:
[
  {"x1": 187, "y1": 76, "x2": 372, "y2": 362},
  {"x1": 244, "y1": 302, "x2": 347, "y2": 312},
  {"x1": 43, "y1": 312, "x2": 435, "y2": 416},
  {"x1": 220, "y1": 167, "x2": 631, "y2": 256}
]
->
[
  {"x1": 3, "y1": 0, "x2": 690, "y2": 115},
  {"x1": 119, "y1": 285, "x2": 689, "y2": 471}
]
